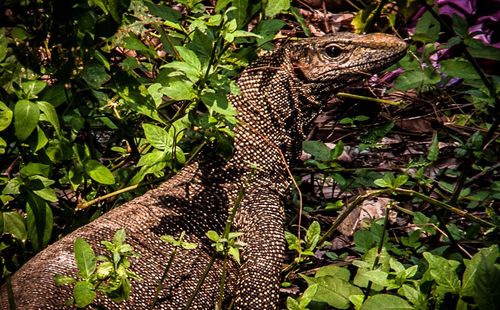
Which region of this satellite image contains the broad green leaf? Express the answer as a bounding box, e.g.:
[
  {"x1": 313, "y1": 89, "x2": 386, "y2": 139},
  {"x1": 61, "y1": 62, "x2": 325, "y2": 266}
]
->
[
  {"x1": 393, "y1": 175, "x2": 409, "y2": 188},
  {"x1": 137, "y1": 149, "x2": 166, "y2": 167},
  {"x1": 374, "y1": 178, "x2": 392, "y2": 188},
  {"x1": 302, "y1": 274, "x2": 363, "y2": 309},
  {"x1": 315, "y1": 265, "x2": 351, "y2": 282},
  {"x1": 163, "y1": 80, "x2": 197, "y2": 101},
  {"x1": 73, "y1": 281, "x2": 96, "y2": 308},
  {"x1": 413, "y1": 11, "x2": 440, "y2": 43},
  {"x1": 0, "y1": 101, "x2": 13, "y2": 131},
  {"x1": 465, "y1": 37, "x2": 500, "y2": 61},
  {"x1": 398, "y1": 284, "x2": 422, "y2": 306},
  {"x1": 26, "y1": 198, "x2": 53, "y2": 252},
  {"x1": 144, "y1": 1, "x2": 182, "y2": 21},
  {"x1": 143, "y1": 123, "x2": 169, "y2": 150},
  {"x1": 253, "y1": 19, "x2": 286, "y2": 49},
  {"x1": 201, "y1": 92, "x2": 237, "y2": 118},
  {"x1": 440, "y1": 58, "x2": 480, "y2": 80},
  {"x1": 20, "y1": 163, "x2": 50, "y2": 178},
  {"x1": 147, "y1": 83, "x2": 165, "y2": 108},
  {"x1": 423, "y1": 252, "x2": 461, "y2": 293},
  {"x1": 286, "y1": 296, "x2": 301, "y2": 310},
  {"x1": 2, "y1": 211, "x2": 27, "y2": 241},
  {"x1": 74, "y1": 238, "x2": 96, "y2": 278},
  {"x1": 32, "y1": 127, "x2": 48, "y2": 152},
  {"x1": 21, "y1": 80, "x2": 47, "y2": 99},
  {"x1": 393, "y1": 69, "x2": 440, "y2": 91},
  {"x1": 302, "y1": 140, "x2": 331, "y2": 162},
  {"x1": 37, "y1": 101, "x2": 61, "y2": 135},
  {"x1": 85, "y1": 160, "x2": 115, "y2": 185},
  {"x1": 175, "y1": 46, "x2": 201, "y2": 71},
  {"x1": 361, "y1": 294, "x2": 413, "y2": 309},
  {"x1": 300, "y1": 283, "x2": 318, "y2": 307},
  {"x1": 14, "y1": 100, "x2": 40, "y2": 141},
  {"x1": 472, "y1": 247, "x2": 500, "y2": 309},
  {"x1": 162, "y1": 61, "x2": 201, "y2": 83},
  {"x1": 123, "y1": 35, "x2": 155, "y2": 57},
  {"x1": 264, "y1": 0, "x2": 290, "y2": 18},
  {"x1": 42, "y1": 83, "x2": 68, "y2": 107},
  {"x1": 81, "y1": 63, "x2": 110, "y2": 89},
  {"x1": 462, "y1": 245, "x2": 500, "y2": 296}
]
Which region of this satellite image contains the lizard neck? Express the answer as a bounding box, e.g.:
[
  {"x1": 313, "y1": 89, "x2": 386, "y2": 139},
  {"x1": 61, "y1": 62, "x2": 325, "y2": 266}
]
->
[{"x1": 229, "y1": 49, "x2": 322, "y2": 170}]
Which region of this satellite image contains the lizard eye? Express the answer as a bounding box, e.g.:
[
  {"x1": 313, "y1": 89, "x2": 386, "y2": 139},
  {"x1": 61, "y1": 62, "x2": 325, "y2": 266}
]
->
[{"x1": 325, "y1": 45, "x2": 342, "y2": 58}]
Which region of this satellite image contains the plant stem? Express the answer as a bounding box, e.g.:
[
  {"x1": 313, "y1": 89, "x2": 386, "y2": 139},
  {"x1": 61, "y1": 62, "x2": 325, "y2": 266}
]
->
[
  {"x1": 393, "y1": 188, "x2": 495, "y2": 228},
  {"x1": 336, "y1": 92, "x2": 401, "y2": 106},
  {"x1": 365, "y1": 203, "x2": 390, "y2": 299},
  {"x1": 149, "y1": 247, "x2": 178, "y2": 309}
]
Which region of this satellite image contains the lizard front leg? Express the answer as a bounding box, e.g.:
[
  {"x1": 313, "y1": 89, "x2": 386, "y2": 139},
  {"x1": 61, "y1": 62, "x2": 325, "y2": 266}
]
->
[{"x1": 232, "y1": 189, "x2": 285, "y2": 309}]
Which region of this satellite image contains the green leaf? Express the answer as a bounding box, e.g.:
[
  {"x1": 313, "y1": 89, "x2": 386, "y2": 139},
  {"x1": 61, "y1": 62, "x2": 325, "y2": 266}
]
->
[
  {"x1": 123, "y1": 35, "x2": 156, "y2": 57},
  {"x1": 2, "y1": 211, "x2": 27, "y2": 241},
  {"x1": 302, "y1": 274, "x2": 363, "y2": 309},
  {"x1": 206, "y1": 230, "x2": 220, "y2": 242},
  {"x1": 84, "y1": 160, "x2": 115, "y2": 185},
  {"x1": 303, "y1": 140, "x2": 331, "y2": 162},
  {"x1": 440, "y1": 58, "x2": 480, "y2": 80},
  {"x1": 26, "y1": 197, "x2": 53, "y2": 252},
  {"x1": 144, "y1": 1, "x2": 182, "y2": 21},
  {"x1": 315, "y1": 265, "x2": 351, "y2": 282},
  {"x1": 253, "y1": 19, "x2": 286, "y2": 49},
  {"x1": 175, "y1": 46, "x2": 201, "y2": 71},
  {"x1": 200, "y1": 92, "x2": 237, "y2": 117},
  {"x1": 114, "y1": 228, "x2": 126, "y2": 245},
  {"x1": 74, "y1": 238, "x2": 96, "y2": 279},
  {"x1": 37, "y1": 101, "x2": 61, "y2": 135},
  {"x1": 0, "y1": 136, "x2": 6, "y2": 154},
  {"x1": 147, "y1": 83, "x2": 165, "y2": 108},
  {"x1": 264, "y1": 0, "x2": 290, "y2": 18},
  {"x1": 413, "y1": 11, "x2": 440, "y2": 43},
  {"x1": 32, "y1": 127, "x2": 49, "y2": 152},
  {"x1": 20, "y1": 163, "x2": 50, "y2": 178},
  {"x1": 423, "y1": 252, "x2": 461, "y2": 294},
  {"x1": 361, "y1": 294, "x2": 413, "y2": 309},
  {"x1": 21, "y1": 80, "x2": 47, "y2": 99},
  {"x1": 0, "y1": 101, "x2": 13, "y2": 131},
  {"x1": 464, "y1": 245, "x2": 500, "y2": 308},
  {"x1": 81, "y1": 63, "x2": 110, "y2": 89},
  {"x1": 14, "y1": 100, "x2": 40, "y2": 141},
  {"x1": 393, "y1": 175, "x2": 409, "y2": 188},
  {"x1": 374, "y1": 178, "x2": 392, "y2": 188},
  {"x1": 331, "y1": 141, "x2": 344, "y2": 160},
  {"x1": 54, "y1": 274, "x2": 77, "y2": 286},
  {"x1": 286, "y1": 296, "x2": 301, "y2": 310},
  {"x1": 427, "y1": 131, "x2": 439, "y2": 161},
  {"x1": 73, "y1": 281, "x2": 96, "y2": 308},
  {"x1": 137, "y1": 149, "x2": 166, "y2": 167},
  {"x1": 142, "y1": 123, "x2": 169, "y2": 150},
  {"x1": 163, "y1": 80, "x2": 197, "y2": 101},
  {"x1": 462, "y1": 245, "x2": 500, "y2": 296},
  {"x1": 305, "y1": 221, "x2": 320, "y2": 250}
]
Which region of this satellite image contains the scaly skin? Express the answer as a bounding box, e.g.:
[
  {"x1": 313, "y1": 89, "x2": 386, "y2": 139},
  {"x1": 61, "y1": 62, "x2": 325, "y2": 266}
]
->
[{"x1": 0, "y1": 32, "x2": 406, "y2": 309}]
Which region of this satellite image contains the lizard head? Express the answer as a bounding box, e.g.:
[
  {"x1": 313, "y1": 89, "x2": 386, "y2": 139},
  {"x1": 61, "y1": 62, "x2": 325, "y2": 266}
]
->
[{"x1": 287, "y1": 32, "x2": 407, "y2": 99}]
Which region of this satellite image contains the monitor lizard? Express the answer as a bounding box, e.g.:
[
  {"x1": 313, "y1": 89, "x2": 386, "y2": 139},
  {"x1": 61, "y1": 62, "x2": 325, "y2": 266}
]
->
[{"x1": 0, "y1": 32, "x2": 407, "y2": 309}]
